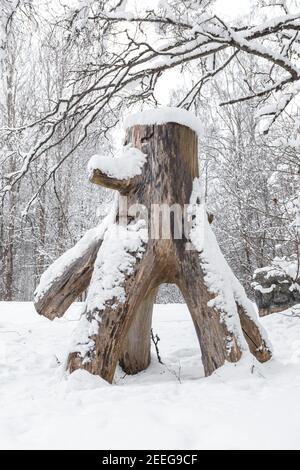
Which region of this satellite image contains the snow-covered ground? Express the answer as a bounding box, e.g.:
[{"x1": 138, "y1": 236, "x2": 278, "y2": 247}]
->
[{"x1": 1, "y1": 302, "x2": 300, "y2": 450}]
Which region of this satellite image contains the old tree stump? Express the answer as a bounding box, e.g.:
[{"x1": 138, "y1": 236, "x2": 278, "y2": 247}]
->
[{"x1": 34, "y1": 109, "x2": 272, "y2": 383}]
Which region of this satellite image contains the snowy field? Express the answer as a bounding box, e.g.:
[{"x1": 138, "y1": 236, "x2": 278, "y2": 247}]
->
[{"x1": 1, "y1": 302, "x2": 300, "y2": 450}]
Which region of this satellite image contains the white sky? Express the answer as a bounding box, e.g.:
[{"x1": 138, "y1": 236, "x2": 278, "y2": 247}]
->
[
  {"x1": 130, "y1": 0, "x2": 252, "y2": 17},
  {"x1": 155, "y1": 0, "x2": 253, "y2": 105},
  {"x1": 213, "y1": 0, "x2": 252, "y2": 19},
  {"x1": 138, "y1": 0, "x2": 252, "y2": 17}
]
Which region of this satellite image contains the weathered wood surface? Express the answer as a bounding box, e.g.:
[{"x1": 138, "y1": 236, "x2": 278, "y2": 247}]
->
[
  {"x1": 67, "y1": 122, "x2": 271, "y2": 383},
  {"x1": 68, "y1": 251, "x2": 159, "y2": 382},
  {"x1": 90, "y1": 170, "x2": 134, "y2": 193},
  {"x1": 179, "y1": 252, "x2": 242, "y2": 373},
  {"x1": 237, "y1": 303, "x2": 271, "y2": 362},
  {"x1": 120, "y1": 288, "x2": 158, "y2": 375},
  {"x1": 253, "y1": 267, "x2": 300, "y2": 317}
]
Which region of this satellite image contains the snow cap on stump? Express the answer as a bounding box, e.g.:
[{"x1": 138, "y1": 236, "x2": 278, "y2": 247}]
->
[{"x1": 123, "y1": 107, "x2": 203, "y2": 136}]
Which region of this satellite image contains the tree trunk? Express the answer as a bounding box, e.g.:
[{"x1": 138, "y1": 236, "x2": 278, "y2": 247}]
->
[
  {"x1": 66, "y1": 120, "x2": 271, "y2": 383},
  {"x1": 179, "y1": 252, "x2": 242, "y2": 374}
]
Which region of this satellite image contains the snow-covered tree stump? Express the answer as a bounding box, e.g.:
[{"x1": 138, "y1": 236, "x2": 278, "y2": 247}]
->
[{"x1": 34, "y1": 108, "x2": 272, "y2": 383}]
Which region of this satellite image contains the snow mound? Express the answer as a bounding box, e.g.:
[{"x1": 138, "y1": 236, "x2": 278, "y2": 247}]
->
[
  {"x1": 124, "y1": 107, "x2": 202, "y2": 136},
  {"x1": 66, "y1": 369, "x2": 109, "y2": 391},
  {"x1": 88, "y1": 145, "x2": 147, "y2": 180},
  {"x1": 1, "y1": 301, "x2": 300, "y2": 449}
]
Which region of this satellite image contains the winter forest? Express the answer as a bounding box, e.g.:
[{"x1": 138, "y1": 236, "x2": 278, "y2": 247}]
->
[{"x1": 1, "y1": 0, "x2": 300, "y2": 451}]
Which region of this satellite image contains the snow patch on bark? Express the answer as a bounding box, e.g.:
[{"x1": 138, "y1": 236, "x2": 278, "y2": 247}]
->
[
  {"x1": 34, "y1": 199, "x2": 117, "y2": 303},
  {"x1": 124, "y1": 107, "x2": 202, "y2": 136},
  {"x1": 88, "y1": 145, "x2": 147, "y2": 180},
  {"x1": 70, "y1": 220, "x2": 148, "y2": 362},
  {"x1": 189, "y1": 178, "x2": 271, "y2": 353},
  {"x1": 254, "y1": 257, "x2": 300, "y2": 281}
]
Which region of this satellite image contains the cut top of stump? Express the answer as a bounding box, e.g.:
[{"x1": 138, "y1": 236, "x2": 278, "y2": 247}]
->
[{"x1": 123, "y1": 107, "x2": 203, "y2": 137}]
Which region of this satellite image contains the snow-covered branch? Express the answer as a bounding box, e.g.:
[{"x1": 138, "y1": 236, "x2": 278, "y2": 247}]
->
[{"x1": 1, "y1": 1, "x2": 300, "y2": 199}]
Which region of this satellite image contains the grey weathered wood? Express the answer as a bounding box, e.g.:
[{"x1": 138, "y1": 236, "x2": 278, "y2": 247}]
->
[
  {"x1": 236, "y1": 303, "x2": 271, "y2": 362},
  {"x1": 68, "y1": 249, "x2": 159, "y2": 382},
  {"x1": 34, "y1": 237, "x2": 101, "y2": 320},
  {"x1": 179, "y1": 252, "x2": 243, "y2": 373},
  {"x1": 120, "y1": 288, "x2": 158, "y2": 375},
  {"x1": 90, "y1": 169, "x2": 134, "y2": 193}
]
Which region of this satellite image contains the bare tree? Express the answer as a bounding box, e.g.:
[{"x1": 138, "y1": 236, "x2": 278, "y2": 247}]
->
[{"x1": 1, "y1": 0, "x2": 300, "y2": 206}]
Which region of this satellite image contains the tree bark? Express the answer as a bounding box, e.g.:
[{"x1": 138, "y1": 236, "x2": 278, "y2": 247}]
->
[
  {"x1": 34, "y1": 236, "x2": 102, "y2": 320},
  {"x1": 66, "y1": 121, "x2": 271, "y2": 383},
  {"x1": 236, "y1": 303, "x2": 271, "y2": 362},
  {"x1": 120, "y1": 288, "x2": 158, "y2": 375}
]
